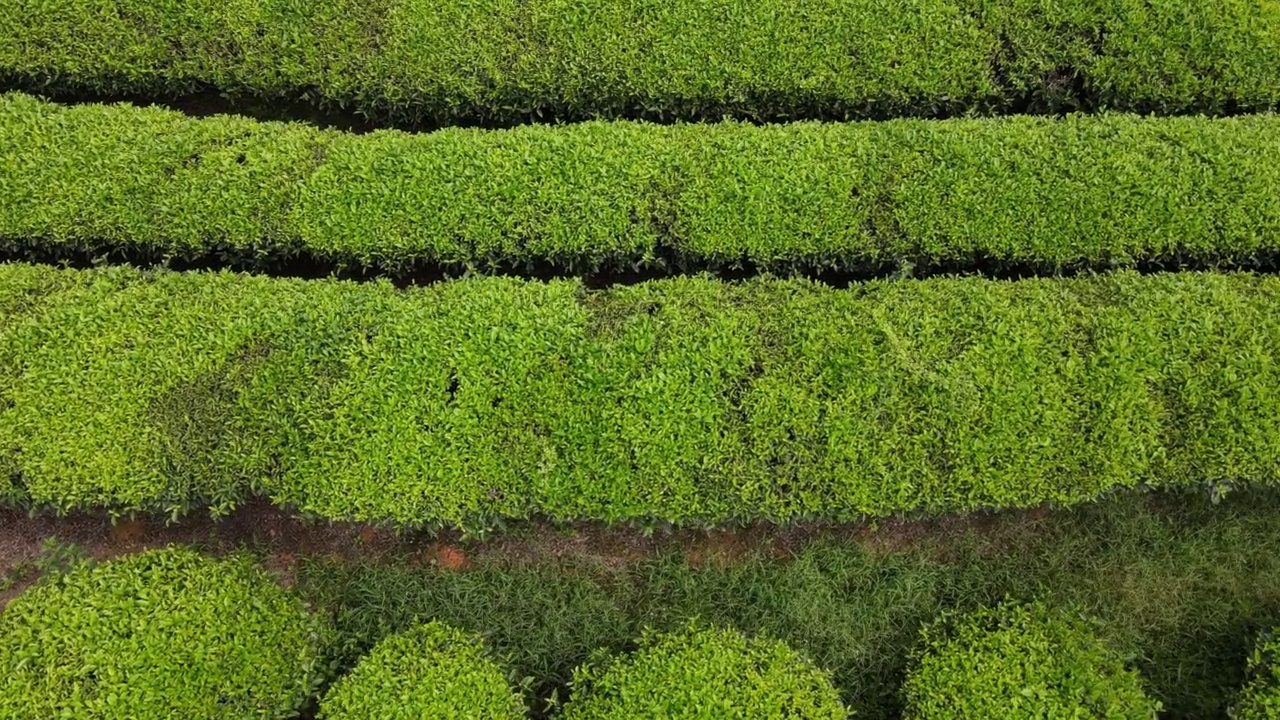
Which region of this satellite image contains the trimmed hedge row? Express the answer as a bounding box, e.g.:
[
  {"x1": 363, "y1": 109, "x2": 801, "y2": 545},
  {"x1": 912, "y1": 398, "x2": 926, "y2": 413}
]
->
[
  {"x1": 4, "y1": 94, "x2": 1280, "y2": 273},
  {"x1": 903, "y1": 601, "x2": 1161, "y2": 718},
  {"x1": 3, "y1": 262, "x2": 1280, "y2": 528},
  {"x1": 563, "y1": 623, "x2": 848, "y2": 719},
  {"x1": 318, "y1": 622, "x2": 525, "y2": 720},
  {"x1": 1, "y1": 0, "x2": 1277, "y2": 122},
  {"x1": 0, "y1": 547, "x2": 329, "y2": 720}
]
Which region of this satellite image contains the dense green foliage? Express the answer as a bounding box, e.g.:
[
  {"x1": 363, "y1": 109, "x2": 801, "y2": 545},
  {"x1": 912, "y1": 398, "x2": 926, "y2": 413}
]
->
[
  {"x1": 298, "y1": 492, "x2": 1280, "y2": 718},
  {"x1": 0, "y1": 263, "x2": 373, "y2": 517},
  {"x1": 1235, "y1": 631, "x2": 1280, "y2": 719},
  {"x1": 318, "y1": 621, "x2": 524, "y2": 720},
  {"x1": 3, "y1": 1, "x2": 1278, "y2": 718},
  {"x1": 561, "y1": 623, "x2": 847, "y2": 719},
  {"x1": 0, "y1": 262, "x2": 100, "y2": 504},
  {"x1": 1, "y1": 0, "x2": 1277, "y2": 122},
  {"x1": 0, "y1": 546, "x2": 329, "y2": 719},
  {"x1": 2, "y1": 262, "x2": 1279, "y2": 527},
  {"x1": 4, "y1": 93, "x2": 1280, "y2": 272},
  {"x1": 903, "y1": 600, "x2": 1160, "y2": 718}
]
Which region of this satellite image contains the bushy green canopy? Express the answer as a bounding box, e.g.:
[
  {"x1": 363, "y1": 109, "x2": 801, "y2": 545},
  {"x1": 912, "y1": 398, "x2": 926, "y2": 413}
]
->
[
  {"x1": 903, "y1": 600, "x2": 1161, "y2": 719},
  {"x1": 319, "y1": 621, "x2": 524, "y2": 720},
  {"x1": 1234, "y1": 630, "x2": 1280, "y2": 719},
  {"x1": 561, "y1": 623, "x2": 848, "y2": 719},
  {"x1": 0, "y1": 546, "x2": 329, "y2": 720}
]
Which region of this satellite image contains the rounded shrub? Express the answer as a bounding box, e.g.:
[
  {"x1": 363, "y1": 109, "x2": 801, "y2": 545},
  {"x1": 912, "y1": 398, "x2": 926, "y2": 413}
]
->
[
  {"x1": 0, "y1": 546, "x2": 329, "y2": 719},
  {"x1": 561, "y1": 622, "x2": 848, "y2": 719},
  {"x1": 902, "y1": 600, "x2": 1160, "y2": 719},
  {"x1": 318, "y1": 621, "x2": 524, "y2": 719},
  {"x1": 1234, "y1": 629, "x2": 1280, "y2": 719}
]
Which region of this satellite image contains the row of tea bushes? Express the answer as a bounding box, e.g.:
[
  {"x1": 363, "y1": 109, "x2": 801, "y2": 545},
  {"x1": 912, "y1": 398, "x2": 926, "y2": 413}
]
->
[
  {"x1": 5, "y1": 548, "x2": 1276, "y2": 718},
  {"x1": 3, "y1": 262, "x2": 1280, "y2": 528},
  {"x1": 1, "y1": 0, "x2": 1277, "y2": 123},
  {"x1": 4, "y1": 93, "x2": 1280, "y2": 273}
]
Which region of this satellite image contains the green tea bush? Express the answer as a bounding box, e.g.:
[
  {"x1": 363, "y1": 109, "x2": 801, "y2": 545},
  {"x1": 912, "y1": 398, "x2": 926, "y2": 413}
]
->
[
  {"x1": 4, "y1": 93, "x2": 1280, "y2": 273},
  {"x1": 0, "y1": 260, "x2": 388, "y2": 517},
  {"x1": 1235, "y1": 630, "x2": 1280, "y2": 719},
  {"x1": 0, "y1": 92, "x2": 325, "y2": 258},
  {"x1": 902, "y1": 601, "x2": 1161, "y2": 719},
  {"x1": 4, "y1": 263, "x2": 1280, "y2": 527},
  {"x1": 979, "y1": 0, "x2": 1280, "y2": 113},
  {"x1": 0, "y1": 546, "x2": 330, "y2": 719},
  {"x1": 561, "y1": 623, "x2": 848, "y2": 719},
  {"x1": 318, "y1": 621, "x2": 524, "y2": 720},
  {"x1": 0, "y1": 0, "x2": 1275, "y2": 121},
  {"x1": 0, "y1": 262, "x2": 99, "y2": 504}
]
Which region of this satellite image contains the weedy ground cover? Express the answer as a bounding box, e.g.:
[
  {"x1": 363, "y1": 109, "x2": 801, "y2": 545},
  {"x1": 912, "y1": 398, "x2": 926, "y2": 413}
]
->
[{"x1": 292, "y1": 491, "x2": 1280, "y2": 718}]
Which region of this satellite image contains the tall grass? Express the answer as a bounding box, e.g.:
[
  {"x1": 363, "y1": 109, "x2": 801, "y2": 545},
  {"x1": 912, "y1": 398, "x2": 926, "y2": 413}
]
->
[{"x1": 296, "y1": 491, "x2": 1280, "y2": 718}]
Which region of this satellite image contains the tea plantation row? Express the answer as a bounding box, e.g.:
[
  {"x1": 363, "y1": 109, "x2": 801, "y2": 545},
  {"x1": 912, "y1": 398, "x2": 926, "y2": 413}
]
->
[
  {"x1": 4, "y1": 93, "x2": 1280, "y2": 273},
  {"x1": 2, "y1": 0, "x2": 1277, "y2": 123},
  {"x1": 2, "y1": 262, "x2": 1277, "y2": 528},
  {"x1": 4, "y1": 548, "x2": 1277, "y2": 718}
]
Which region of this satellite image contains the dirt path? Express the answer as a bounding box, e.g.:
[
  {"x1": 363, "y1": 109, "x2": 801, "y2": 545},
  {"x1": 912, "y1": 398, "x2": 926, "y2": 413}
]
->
[{"x1": 0, "y1": 500, "x2": 1049, "y2": 607}]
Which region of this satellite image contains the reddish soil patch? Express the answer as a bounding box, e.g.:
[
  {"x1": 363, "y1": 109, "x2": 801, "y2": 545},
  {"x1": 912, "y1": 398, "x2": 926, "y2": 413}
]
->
[
  {"x1": 421, "y1": 543, "x2": 470, "y2": 571},
  {"x1": 108, "y1": 518, "x2": 148, "y2": 547}
]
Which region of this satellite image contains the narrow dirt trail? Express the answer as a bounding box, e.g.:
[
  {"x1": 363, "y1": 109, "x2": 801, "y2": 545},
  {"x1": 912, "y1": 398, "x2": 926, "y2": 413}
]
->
[{"x1": 0, "y1": 500, "x2": 1050, "y2": 607}]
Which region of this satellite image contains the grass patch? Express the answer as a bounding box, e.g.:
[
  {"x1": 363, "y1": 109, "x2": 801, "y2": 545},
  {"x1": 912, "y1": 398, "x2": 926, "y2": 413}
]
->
[{"x1": 295, "y1": 491, "x2": 1280, "y2": 718}]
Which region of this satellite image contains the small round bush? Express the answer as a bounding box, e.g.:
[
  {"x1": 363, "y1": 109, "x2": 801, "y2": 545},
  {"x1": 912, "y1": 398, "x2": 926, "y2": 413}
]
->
[
  {"x1": 903, "y1": 600, "x2": 1160, "y2": 719},
  {"x1": 0, "y1": 546, "x2": 329, "y2": 720},
  {"x1": 318, "y1": 621, "x2": 524, "y2": 719},
  {"x1": 1234, "y1": 629, "x2": 1280, "y2": 719},
  {"x1": 561, "y1": 622, "x2": 848, "y2": 719}
]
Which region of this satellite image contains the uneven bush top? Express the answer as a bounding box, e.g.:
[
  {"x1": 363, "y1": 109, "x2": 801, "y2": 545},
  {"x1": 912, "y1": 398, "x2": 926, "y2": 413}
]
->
[
  {"x1": 4, "y1": 94, "x2": 1280, "y2": 275},
  {"x1": 1, "y1": 263, "x2": 1278, "y2": 527},
  {"x1": 2, "y1": 0, "x2": 1278, "y2": 123}
]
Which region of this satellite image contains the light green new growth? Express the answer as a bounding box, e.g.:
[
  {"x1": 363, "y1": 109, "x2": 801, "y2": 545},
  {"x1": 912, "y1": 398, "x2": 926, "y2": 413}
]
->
[
  {"x1": 903, "y1": 600, "x2": 1161, "y2": 719},
  {"x1": 0, "y1": 547, "x2": 330, "y2": 720},
  {"x1": 319, "y1": 621, "x2": 524, "y2": 720},
  {"x1": 562, "y1": 623, "x2": 848, "y2": 719}
]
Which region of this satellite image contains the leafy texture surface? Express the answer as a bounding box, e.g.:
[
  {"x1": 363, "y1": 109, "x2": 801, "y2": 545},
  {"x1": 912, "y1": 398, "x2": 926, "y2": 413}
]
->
[
  {"x1": 903, "y1": 601, "x2": 1161, "y2": 719},
  {"x1": 3, "y1": 94, "x2": 1280, "y2": 272},
  {"x1": 561, "y1": 623, "x2": 848, "y2": 719},
  {"x1": 1236, "y1": 631, "x2": 1280, "y2": 719},
  {"x1": 0, "y1": 0, "x2": 1276, "y2": 122},
  {"x1": 0, "y1": 547, "x2": 329, "y2": 720},
  {"x1": 319, "y1": 621, "x2": 524, "y2": 720},
  {"x1": 2, "y1": 263, "x2": 1278, "y2": 527}
]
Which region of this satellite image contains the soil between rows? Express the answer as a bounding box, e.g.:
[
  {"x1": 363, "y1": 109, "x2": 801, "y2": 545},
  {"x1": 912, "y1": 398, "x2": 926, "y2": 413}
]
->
[{"x1": 0, "y1": 498, "x2": 1048, "y2": 609}]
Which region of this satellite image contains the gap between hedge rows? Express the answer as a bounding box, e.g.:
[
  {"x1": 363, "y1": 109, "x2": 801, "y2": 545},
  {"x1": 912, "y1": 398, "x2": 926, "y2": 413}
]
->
[
  {"x1": 8, "y1": 243, "x2": 1280, "y2": 290},
  {"x1": 6, "y1": 490, "x2": 1280, "y2": 719},
  {"x1": 7, "y1": 81, "x2": 1277, "y2": 137}
]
